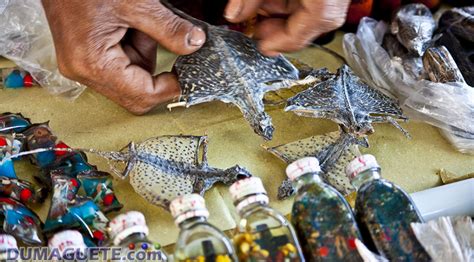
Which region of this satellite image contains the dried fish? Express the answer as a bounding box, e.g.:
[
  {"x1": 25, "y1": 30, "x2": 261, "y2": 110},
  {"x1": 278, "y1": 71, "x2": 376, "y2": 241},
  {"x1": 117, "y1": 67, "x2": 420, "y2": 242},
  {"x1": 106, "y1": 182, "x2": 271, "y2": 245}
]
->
[
  {"x1": 265, "y1": 130, "x2": 366, "y2": 199},
  {"x1": 286, "y1": 65, "x2": 410, "y2": 138},
  {"x1": 423, "y1": 46, "x2": 466, "y2": 83},
  {"x1": 164, "y1": 1, "x2": 303, "y2": 140},
  {"x1": 88, "y1": 135, "x2": 252, "y2": 210},
  {"x1": 437, "y1": 7, "x2": 474, "y2": 86},
  {"x1": 391, "y1": 4, "x2": 436, "y2": 56}
]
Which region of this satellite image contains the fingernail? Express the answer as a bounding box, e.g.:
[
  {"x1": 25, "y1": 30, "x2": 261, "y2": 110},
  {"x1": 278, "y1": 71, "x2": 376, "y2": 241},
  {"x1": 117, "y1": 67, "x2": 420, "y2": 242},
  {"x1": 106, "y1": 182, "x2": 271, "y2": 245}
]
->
[
  {"x1": 187, "y1": 27, "x2": 206, "y2": 47},
  {"x1": 224, "y1": 0, "x2": 242, "y2": 20}
]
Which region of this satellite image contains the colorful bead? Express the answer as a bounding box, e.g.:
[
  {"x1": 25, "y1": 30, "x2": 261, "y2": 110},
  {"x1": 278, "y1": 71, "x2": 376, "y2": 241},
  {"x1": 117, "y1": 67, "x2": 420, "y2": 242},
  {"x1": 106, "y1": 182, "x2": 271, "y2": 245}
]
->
[
  {"x1": 54, "y1": 142, "x2": 70, "y2": 156},
  {"x1": 141, "y1": 243, "x2": 148, "y2": 250},
  {"x1": 154, "y1": 243, "x2": 161, "y2": 249},
  {"x1": 0, "y1": 137, "x2": 7, "y2": 146},
  {"x1": 5, "y1": 70, "x2": 24, "y2": 88},
  {"x1": 23, "y1": 74, "x2": 34, "y2": 87},
  {"x1": 128, "y1": 243, "x2": 135, "y2": 250},
  {"x1": 103, "y1": 193, "x2": 114, "y2": 206},
  {"x1": 19, "y1": 188, "x2": 32, "y2": 203},
  {"x1": 93, "y1": 230, "x2": 105, "y2": 241},
  {"x1": 69, "y1": 178, "x2": 79, "y2": 188}
]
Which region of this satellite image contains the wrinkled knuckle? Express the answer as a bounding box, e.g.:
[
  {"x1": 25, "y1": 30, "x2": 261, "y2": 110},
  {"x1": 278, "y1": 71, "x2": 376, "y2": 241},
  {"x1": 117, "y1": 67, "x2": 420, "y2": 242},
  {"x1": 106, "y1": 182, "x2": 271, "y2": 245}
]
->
[{"x1": 163, "y1": 15, "x2": 187, "y2": 37}]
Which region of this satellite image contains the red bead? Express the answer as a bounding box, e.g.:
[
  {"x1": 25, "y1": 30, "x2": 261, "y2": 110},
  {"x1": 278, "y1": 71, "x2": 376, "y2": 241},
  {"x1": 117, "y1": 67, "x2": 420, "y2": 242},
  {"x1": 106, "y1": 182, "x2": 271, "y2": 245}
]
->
[
  {"x1": 347, "y1": 238, "x2": 357, "y2": 250},
  {"x1": 103, "y1": 193, "x2": 114, "y2": 206},
  {"x1": 70, "y1": 178, "x2": 79, "y2": 188},
  {"x1": 319, "y1": 246, "x2": 329, "y2": 257},
  {"x1": 93, "y1": 230, "x2": 105, "y2": 241},
  {"x1": 0, "y1": 137, "x2": 7, "y2": 147},
  {"x1": 23, "y1": 74, "x2": 33, "y2": 87},
  {"x1": 128, "y1": 243, "x2": 135, "y2": 250},
  {"x1": 20, "y1": 188, "x2": 33, "y2": 203},
  {"x1": 54, "y1": 142, "x2": 70, "y2": 156}
]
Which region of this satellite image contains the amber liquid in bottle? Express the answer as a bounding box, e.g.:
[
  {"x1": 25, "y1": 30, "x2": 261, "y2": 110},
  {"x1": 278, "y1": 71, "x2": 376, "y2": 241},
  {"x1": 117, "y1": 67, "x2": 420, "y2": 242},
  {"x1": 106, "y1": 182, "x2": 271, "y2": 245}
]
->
[{"x1": 234, "y1": 195, "x2": 305, "y2": 261}]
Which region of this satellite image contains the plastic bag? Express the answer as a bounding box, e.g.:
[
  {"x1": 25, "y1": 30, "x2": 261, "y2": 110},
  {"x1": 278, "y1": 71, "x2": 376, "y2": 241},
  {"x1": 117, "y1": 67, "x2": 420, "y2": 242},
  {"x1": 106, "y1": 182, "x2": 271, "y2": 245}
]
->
[
  {"x1": 0, "y1": 0, "x2": 85, "y2": 98},
  {"x1": 343, "y1": 18, "x2": 474, "y2": 154},
  {"x1": 411, "y1": 216, "x2": 473, "y2": 262}
]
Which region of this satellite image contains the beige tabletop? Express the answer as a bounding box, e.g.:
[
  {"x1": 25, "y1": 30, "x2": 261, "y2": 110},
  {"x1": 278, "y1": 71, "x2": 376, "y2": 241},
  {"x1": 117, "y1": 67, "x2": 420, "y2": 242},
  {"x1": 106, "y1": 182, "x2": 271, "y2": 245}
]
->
[{"x1": 0, "y1": 32, "x2": 473, "y2": 248}]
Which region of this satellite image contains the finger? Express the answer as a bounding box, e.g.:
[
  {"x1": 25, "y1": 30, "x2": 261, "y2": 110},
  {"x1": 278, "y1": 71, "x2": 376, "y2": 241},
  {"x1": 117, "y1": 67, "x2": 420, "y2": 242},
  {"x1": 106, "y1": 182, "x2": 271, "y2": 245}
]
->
[
  {"x1": 224, "y1": 0, "x2": 264, "y2": 22},
  {"x1": 260, "y1": 0, "x2": 301, "y2": 15},
  {"x1": 83, "y1": 45, "x2": 180, "y2": 114},
  {"x1": 119, "y1": 1, "x2": 206, "y2": 55},
  {"x1": 259, "y1": 0, "x2": 350, "y2": 54},
  {"x1": 122, "y1": 30, "x2": 157, "y2": 72}
]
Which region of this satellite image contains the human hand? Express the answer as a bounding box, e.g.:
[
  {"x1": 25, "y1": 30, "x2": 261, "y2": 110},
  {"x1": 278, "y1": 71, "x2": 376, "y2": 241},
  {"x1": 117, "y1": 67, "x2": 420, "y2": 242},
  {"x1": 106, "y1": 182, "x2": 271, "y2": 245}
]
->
[
  {"x1": 42, "y1": 0, "x2": 206, "y2": 114},
  {"x1": 224, "y1": 0, "x2": 350, "y2": 56}
]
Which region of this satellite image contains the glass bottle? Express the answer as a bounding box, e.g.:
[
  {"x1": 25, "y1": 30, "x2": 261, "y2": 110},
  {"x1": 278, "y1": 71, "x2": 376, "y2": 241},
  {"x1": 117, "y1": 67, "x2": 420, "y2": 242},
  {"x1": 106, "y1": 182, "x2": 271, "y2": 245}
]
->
[
  {"x1": 171, "y1": 194, "x2": 237, "y2": 262},
  {"x1": 288, "y1": 157, "x2": 363, "y2": 261},
  {"x1": 48, "y1": 230, "x2": 88, "y2": 261},
  {"x1": 346, "y1": 154, "x2": 430, "y2": 261},
  {"x1": 229, "y1": 177, "x2": 304, "y2": 261},
  {"x1": 108, "y1": 211, "x2": 168, "y2": 262},
  {"x1": 0, "y1": 234, "x2": 19, "y2": 262}
]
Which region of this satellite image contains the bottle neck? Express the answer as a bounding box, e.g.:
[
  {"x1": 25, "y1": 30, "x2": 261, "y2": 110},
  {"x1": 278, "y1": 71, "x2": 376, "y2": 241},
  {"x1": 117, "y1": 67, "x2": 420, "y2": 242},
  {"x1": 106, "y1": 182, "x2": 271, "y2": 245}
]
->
[
  {"x1": 293, "y1": 172, "x2": 323, "y2": 191},
  {"x1": 235, "y1": 193, "x2": 269, "y2": 216},
  {"x1": 178, "y1": 216, "x2": 208, "y2": 229},
  {"x1": 351, "y1": 167, "x2": 381, "y2": 190}
]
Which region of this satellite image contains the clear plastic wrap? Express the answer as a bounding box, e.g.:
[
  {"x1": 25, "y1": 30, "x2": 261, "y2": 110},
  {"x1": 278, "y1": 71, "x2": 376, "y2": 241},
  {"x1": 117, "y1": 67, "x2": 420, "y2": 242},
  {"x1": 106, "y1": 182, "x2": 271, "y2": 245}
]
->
[
  {"x1": 343, "y1": 18, "x2": 474, "y2": 154},
  {"x1": 0, "y1": 0, "x2": 85, "y2": 98},
  {"x1": 411, "y1": 216, "x2": 473, "y2": 262}
]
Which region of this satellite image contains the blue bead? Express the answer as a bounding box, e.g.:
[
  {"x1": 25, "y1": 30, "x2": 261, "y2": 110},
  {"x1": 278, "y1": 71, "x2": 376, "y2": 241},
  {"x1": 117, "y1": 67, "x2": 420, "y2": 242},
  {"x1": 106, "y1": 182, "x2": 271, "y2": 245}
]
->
[
  {"x1": 141, "y1": 243, "x2": 148, "y2": 250},
  {"x1": 5, "y1": 70, "x2": 24, "y2": 88}
]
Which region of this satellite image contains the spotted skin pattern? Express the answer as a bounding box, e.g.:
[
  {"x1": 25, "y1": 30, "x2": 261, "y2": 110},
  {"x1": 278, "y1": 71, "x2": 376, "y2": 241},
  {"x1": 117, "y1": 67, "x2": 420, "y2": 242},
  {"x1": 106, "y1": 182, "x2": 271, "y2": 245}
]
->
[
  {"x1": 173, "y1": 23, "x2": 299, "y2": 140},
  {"x1": 286, "y1": 65, "x2": 409, "y2": 137},
  {"x1": 103, "y1": 136, "x2": 251, "y2": 210},
  {"x1": 266, "y1": 130, "x2": 367, "y2": 199}
]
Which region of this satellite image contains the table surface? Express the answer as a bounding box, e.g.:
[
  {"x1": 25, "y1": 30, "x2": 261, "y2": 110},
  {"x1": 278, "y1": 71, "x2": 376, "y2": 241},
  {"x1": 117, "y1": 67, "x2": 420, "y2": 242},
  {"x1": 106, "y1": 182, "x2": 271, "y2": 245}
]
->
[{"x1": 1, "y1": 32, "x2": 473, "y2": 248}]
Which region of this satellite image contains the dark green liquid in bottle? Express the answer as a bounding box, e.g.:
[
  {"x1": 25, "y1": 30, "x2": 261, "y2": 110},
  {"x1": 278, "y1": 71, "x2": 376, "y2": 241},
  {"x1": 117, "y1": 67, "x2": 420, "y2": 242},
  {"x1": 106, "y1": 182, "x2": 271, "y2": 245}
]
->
[
  {"x1": 354, "y1": 169, "x2": 430, "y2": 261},
  {"x1": 291, "y1": 173, "x2": 363, "y2": 262}
]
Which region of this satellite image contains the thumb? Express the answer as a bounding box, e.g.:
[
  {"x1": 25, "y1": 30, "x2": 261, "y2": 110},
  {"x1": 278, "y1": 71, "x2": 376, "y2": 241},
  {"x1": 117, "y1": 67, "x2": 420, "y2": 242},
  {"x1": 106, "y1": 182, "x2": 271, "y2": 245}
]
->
[{"x1": 122, "y1": 1, "x2": 206, "y2": 55}]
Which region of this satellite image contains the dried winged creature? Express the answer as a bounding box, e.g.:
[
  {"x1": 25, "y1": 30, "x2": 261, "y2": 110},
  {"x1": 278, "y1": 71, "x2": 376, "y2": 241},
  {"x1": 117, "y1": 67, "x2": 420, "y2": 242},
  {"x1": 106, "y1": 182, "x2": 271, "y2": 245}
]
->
[
  {"x1": 286, "y1": 64, "x2": 410, "y2": 138},
  {"x1": 3, "y1": 135, "x2": 252, "y2": 210},
  {"x1": 88, "y1": 135, "x2": 252, "y2": 210},
  {"x1": 163, "y1": 1, "x2": 317, "y2": 140},
  {"x1": 265, "y1": 129, "x2": 367, "y2": 199}
]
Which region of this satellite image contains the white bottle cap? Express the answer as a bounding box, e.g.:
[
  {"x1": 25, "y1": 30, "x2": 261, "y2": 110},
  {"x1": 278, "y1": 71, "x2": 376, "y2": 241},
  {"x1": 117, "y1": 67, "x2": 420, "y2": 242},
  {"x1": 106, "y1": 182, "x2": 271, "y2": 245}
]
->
[
  {"x1": 0, "y1": 235, "x2": 17, "y2": 260},
  {"x1": 345, "y1": 154, "x2": 380, "y2": 181},
  {"x1": 286, "y1": 157, "x2": 321, "y2": 181},
  {"x1": 48, "y1": 230, "x2": 86, "y2": 258},
  {"x1": 229, "y1": 177, "x2": 269, "y2": 212},
  {"x1": 170, "y1": 194, "x2": 209, "y2": 225},
  {"x1": 0, "y1": 234, "x2": 17, "y2": 250},
  {"x1": 109, "y1": 211, "x2": 149, "y2": 246},
  {"x1": 229, "y1": 177, "x2": 267, "y2": 201}
]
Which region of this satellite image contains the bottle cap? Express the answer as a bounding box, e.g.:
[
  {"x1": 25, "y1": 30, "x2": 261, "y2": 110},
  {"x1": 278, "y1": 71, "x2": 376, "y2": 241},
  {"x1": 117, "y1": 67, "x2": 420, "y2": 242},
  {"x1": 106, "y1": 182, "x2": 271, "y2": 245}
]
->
[
  {"x1": 109, "y1": 211, "x2": 149, "y2": 246},
  {"x1": 286, "y1": 157, "x2": 321, "y2": 181},
  {"x1": 229, "y1": 177, "x2": 269, "y2": 211},
  {"x1": 0, "y1": 234, "x2": 17, "y2": 250},
  {"x1": 170, "y1": 194, "x2": 209, "y2": 225},
  {"x1": 48, "y1": 230, "x2": 86, "y2": 258},
  {"x1": 0, "y1": 235, "x2": 17, "y2": 260},
  {"x1": 229, "y1": 177, "x2": 267, "y2": 201},
  {"x1": 345, "y1": 154, "x2": 380, "y2": 181}
]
